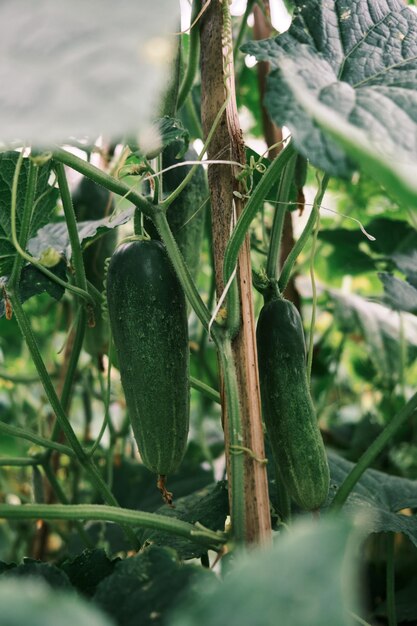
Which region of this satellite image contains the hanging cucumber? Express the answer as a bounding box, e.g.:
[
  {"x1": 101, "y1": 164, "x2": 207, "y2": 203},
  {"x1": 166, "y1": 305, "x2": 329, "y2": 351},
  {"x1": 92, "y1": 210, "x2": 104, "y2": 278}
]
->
[
  {"x1": 73, "y1": 176, "x2": 116, "y2": 364},
  {"x1": 146, "y1": 142, "x2": 208, "y2": 283},
  {"x1": 106, "y1": 239, "x2": 190, "y2": 503},
  {"x1": 256, "y1": 296, "x2": 329, "y2": 511}
]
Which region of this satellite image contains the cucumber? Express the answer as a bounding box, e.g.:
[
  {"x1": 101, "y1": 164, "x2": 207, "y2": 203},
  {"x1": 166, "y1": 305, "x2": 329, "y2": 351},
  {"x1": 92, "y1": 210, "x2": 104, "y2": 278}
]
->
[
  {"x1": 256, "y1": 296, "x2": 329, "y2": 510},
  {"x1": 73, "y1": 177, "x2": 116, "y2": 363},
  {"x1": 146, "y1": 143, "x2": 208, "y2": 282},
  {"x1": 106, "y1": 239, "x2": 189, "y2": 499}
]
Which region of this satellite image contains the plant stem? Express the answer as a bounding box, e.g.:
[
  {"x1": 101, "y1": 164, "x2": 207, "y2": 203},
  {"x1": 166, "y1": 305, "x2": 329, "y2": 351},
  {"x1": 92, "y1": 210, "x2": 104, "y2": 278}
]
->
[
  {"x1": 279, "y1": 173, "x2": 329, "y2": 293},
  {"x1": 152, "y1": 209, "x2": 215, "y2": 334},
  {"x1": 223, "y1": 141, "x2": 296, "y2": 286},
  {"x1": 0, "y1": 457, "x2": 39, "y2": 467},
  {"x1": 218, "y1": 335, "x2": 246, "y2": 543},
  {"x1": 190, "y1": 376, "x2": 220, "y2": 404},
  {"x1": 8, "y1": 295, "x2": 139, "y2": 549},
  {"x1": 0, "y1": 421, "x2": 76, "y2": 459},
  {"x1": 265, "y1": 154, "x2": 296, "y2": 282},
  {"x1": 177, "y1": 0, "x2": 201, "y2": 111},
  {"x1": 386, "y1": 532, "x2": 397, "y2": 626},
  {"x1": 0, "y1": 504, "x2": 226, "y2": 550},
  {"x1": 52, "y1": 148, "x2": 155, "y2": 218},
  {"x1": 307, "y1": 181, "x2": 322, "y2": 383},
  {"x1": 233, "y1": 0, "x2": 255, "y2": 59},
  {"x1": 330, "y1": 391, "x2": 417, "y2": 509}
]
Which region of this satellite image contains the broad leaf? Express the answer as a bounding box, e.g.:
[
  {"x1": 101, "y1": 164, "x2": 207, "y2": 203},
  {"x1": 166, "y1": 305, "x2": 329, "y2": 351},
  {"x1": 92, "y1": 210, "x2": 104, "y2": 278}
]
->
[
  {"x1": 328, "y1": 289, "x2": 417, "y2": 383},
  {"x1": 0, "y1": 262, "x2": 66, "y2": 319},
  {"x1": 243, "y1": 0, "x2": 417, "y2": 183},
  {"x1": 0, "y1": 152, "x2": 58, "y2": 277},
  {"x1": 0, "y1": 558, "x2": 71, "y2": 589},
  {"x1": 0, "y1": 1, "x2": 179, "y2": 144},
  {"x1": 379, "y1": 272, "x2": 417, "y2": 314},
  {"x1": 140, "y1": 482, "x2": 229, "y2": 560},
  {"x1": 168, "y1": 517, "x2": 360, "y2": 626},
  {"x1": 327, "y1": 453, "x2": 417, "y2": 546},
  {"x1": 0, "y1": 579, "x2": 114, "y2": 626},
  {"x1": 60, "y1": 549, "x2": 119, "y2": 598},
  {"x1": 27, "y1": 209, "x2": 134, "y2": 261},
  {"x1": 94, "y1": 546, "x2": 214, "y2": 626}
]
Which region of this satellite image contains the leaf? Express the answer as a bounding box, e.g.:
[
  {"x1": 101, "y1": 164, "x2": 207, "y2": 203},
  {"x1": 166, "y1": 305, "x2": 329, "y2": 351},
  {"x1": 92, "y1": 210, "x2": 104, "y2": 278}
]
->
[
  {"x1": 327, "y1": 452, "x2": 417, "y2": 546},
  {"x1": 328, "y1": 289, "x2": 417, "y2": 383},
  {"x1": 391, "y1": 248, "x2": 417, "y2": 288},
  {"x1": 27, "y1": 209, "x2": 134, "y2": 261},
  {"x1": 243, "y1": 0, "x2": 417, "y2": 181},
  {"x1": 0, "y1": 152, "x2": 58, "y2": 277},
  {"x1": 60, "y1": 549, "x2": 119, "y2": 598},
  {"x1": 0, "y1": 579, "x2": 115, "y2": 626},
  {"x1": 0, "y1": 1, "x2": 179, "y2": 144},
  {"x1": 0, "y1": 262, "x2": 67, "y2": 319},
  {"x1": 94, "y1": 545, "x2": 215, "y2": 626},
  {"x1": 0, "y1": 558, "x2": 71, "y2": 589},
  {"x1": 168, "y1": 517, "x2": 360, "y2": 626},
  {"x1": 379, "y1": 272, "x2": 417, "y2": 313},
  {"x1": 140, "y1": 482, "x2": 229, "y2": 560}
]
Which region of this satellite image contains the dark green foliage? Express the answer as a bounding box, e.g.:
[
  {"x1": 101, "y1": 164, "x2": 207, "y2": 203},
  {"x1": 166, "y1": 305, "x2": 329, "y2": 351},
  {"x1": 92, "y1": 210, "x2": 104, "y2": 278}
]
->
[
  {"x1": 60, "y1": 549, "x2": 119, "y2": 597},
  {"x1": 94, "y1": 546, "x2": 215, "y2": 626},
  {"x1": 257, "y1": 297, "x2": 330, "y2": 510},
  {"x1": 106, "y1": 240, "x2": 189, "y2": 477}
]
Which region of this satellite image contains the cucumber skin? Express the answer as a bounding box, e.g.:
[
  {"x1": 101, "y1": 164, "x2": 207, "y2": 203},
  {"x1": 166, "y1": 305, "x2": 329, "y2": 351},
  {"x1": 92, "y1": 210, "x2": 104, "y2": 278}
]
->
[
  {"x1": 256, "y1": 297, "x2": 330, "y2": 510},
  {"x1": 73, "y1": 177, "x2": 116, "y2": 360},
  {"x1": 146, "y1": 144, "x2": 208, "y2": 282},
  {"x1": 106, "y1": 240, "x2": 189, "y2": 476}
]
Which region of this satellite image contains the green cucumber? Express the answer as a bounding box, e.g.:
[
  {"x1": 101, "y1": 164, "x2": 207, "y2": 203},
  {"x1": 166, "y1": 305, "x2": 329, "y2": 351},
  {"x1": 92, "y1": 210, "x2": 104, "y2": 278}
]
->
[
  {"x1": 146, "y1": 143, "x2": 208, "y2": 282},
  {"x1": 106, "y1": 239, "x2": 189, "y2": 500},
  {"x1": 73, "y1": 177, "x2": 116, "y2": 363},
  {"x1": 256, "y1": 296, "x2": 329, "y2": 510}
]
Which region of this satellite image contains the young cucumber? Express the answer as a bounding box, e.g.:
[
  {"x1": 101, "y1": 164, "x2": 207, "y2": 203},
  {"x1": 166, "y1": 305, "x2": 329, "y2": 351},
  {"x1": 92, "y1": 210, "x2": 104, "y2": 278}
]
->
[
  {"x1": 106, "y1": 240, "x2": 190, "y2": 501},
  {"x1": 256, "y1": 296, "x2": 329, "y2": 511}
]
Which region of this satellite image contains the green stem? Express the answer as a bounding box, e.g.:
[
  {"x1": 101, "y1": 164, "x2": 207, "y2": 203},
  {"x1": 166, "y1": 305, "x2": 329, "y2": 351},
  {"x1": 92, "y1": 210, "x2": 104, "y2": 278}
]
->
[
  {"x1": 177, "y1": 0, "x2": 201, "y2": 111},
  {"x1": 48, "y1": 307, "x2": 87, "y2": 446},
  {"x1": 0, "y1": 457, "x2": 39, "y2": 467},
  {"x1": 152, "y1": 209, "x2": 214, "y2": 334},
  {"x1": 0, "y1": 420, "x2": 76, "y2": 459},
  {"x1": 278, "y1": 173, "x2": 329, "y2": 293},
  {"x1": 265, "y1": 154, "x2": 297, "y2": 282},
  {"x1": 386, "y1": 532, "x2": 397, "y2": 626},
  {"x1": 233, "y1": 0, "x2": 255, "y2": 59},
  {"x1": 0, "y1": 370, "x2": 58, "y2": 384},
  {"x1": 55, "y1": 162, "x2": 89, "y2": 296},
  {"x1": 307, "y1": 188, "x2": 322, "y2": 384},
  {"x1": 190, "y1": 376, "x2": 220, "y2": 404},
  {"x1": 223, "y1": 141, "x2": 296, "y2": 286},
  {"x1": 42, "y1": 460, "x2": 94, "y2": 549},
  {"x1": 330, "y1": 391, "x2": 417, "y2": 509},
  {"x1": 8, "y1": 295, "x2": 139, "y2": 549},
  {"x1": 184, "y1": 96, "x2": 204, "y2": 139},
  {"x1": 0, "y1": 504, "x2": 226, "y2": 550},
  {"x1": 218, "y1": 335, "x2": 246, "y2": 543},
  {"x1": 52, "y1": 148, "x2": 155, "y2": 218}
]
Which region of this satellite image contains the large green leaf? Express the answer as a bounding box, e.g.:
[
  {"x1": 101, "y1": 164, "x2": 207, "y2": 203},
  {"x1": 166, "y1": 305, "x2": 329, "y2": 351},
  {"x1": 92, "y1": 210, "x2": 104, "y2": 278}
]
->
[
  {"x1": 0, "y1": 152, "x2": 58, "y2": 277},
  {"x1": 327, "y1": 453, "x2": 417, "y2": 546},
  {"x1": 94, "y1": 546, "x2": 214, "y2": 626},
  {"x1": 243, "y1": 0, "x2": 417, "y2": 182},
  {"x1": 0, "y1": 579, "x2": 114, "y2": 626},
  {"x1": 168, "y1": 517, "x2": 360, "y2": 626},
  {"x1": 328, "y1": 288, "x2": 417, "y2": 383}
]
